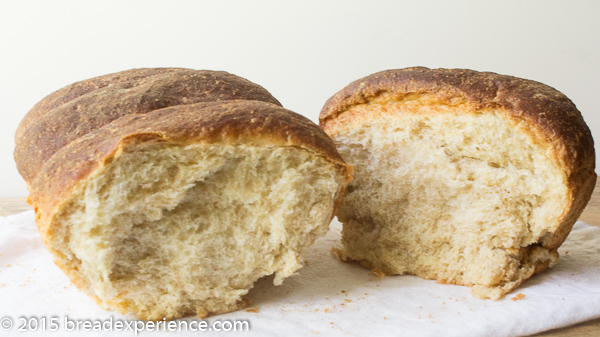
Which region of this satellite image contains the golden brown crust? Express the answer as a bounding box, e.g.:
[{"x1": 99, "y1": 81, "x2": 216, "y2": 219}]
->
[
  {"x1": 320, "y1": 67, "x2": 596, "y2": 250},
  {"x1": 31, "y1": 100, "x2": 352, "y2": 239},
  {"x1": 16, "y1": 68, "x2": 178, "y2": 141},
  {"x1": 15, "y1": 68, "x2": 282, "y2": 184}
]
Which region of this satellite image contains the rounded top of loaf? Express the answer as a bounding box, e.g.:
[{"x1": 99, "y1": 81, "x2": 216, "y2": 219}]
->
[
  {"x1": 319, "y1": 67, "x2": 595, "y2": 176},
  {"x1": 15, "y1": 68, "x2": 282, "y2": 184}
]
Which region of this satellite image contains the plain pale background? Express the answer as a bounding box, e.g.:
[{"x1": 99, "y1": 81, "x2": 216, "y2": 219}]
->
[{"x1": 0, "y1": 0, "x2": 598, "y2": 198}]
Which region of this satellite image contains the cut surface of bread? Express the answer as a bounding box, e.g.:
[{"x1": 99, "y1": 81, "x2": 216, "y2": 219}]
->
[
  {"x1": 52, "y1": 141, "x2": 345, "y2": 320},
  {"x1": 320, "y1": 68, "x2": 596, "y2": 299}
]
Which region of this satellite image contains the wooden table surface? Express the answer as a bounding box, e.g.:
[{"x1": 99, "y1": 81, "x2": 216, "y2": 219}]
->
[{"x1": 1, "y1": 180, "x2": 599, "y2": 336}]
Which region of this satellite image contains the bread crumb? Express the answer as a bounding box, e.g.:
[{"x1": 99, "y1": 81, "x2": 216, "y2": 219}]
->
[
  {"x1": 324, "y1": 308, "x2": 330, "y2": 313},
  {"x1": 372, "y1": 269, "x2": 385, "y2": 278},
  {"x1": 304, "y1": 259, "x2": 310, "y2": 265},
  {"x1": 315, "y1": 308, "x2": 320, "y2": 312},
  {"x1": 344, "y1": 299, "x2": 351, "y2": 303},
  {"x1": 245, "y1": 307, "x2": 259, "y2": 313},
  {"x1": 511, "y1": 293, "x2": 526, "y2": 301},
  {"x1": 331, "y1": 247, "x2": 344, "y2": 260},
  {"x1": 5, "y1": 264, "x2": 11, "y2": 267},
  {"x1": 565, "y1": 251, "x2": 569, "y2": 255},
  {"x1": 341, "y1": 290, "x2": 347, "y2": 295}
]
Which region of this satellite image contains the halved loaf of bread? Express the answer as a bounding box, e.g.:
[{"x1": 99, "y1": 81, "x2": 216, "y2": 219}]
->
[
  {"x1": 320, "y1": 67, "x2": 595, "y2": 299},
  {"x1": 15, "y1": 69, "x2": 352, "y2": 319}
]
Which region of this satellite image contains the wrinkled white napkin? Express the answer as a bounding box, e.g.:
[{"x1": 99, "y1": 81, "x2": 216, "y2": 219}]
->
[{"x1": 1, "y1": 210, "x2": 599, "y2": 337}]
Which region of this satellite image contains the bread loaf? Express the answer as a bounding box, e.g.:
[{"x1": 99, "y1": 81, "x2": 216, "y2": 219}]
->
[
  {"x1": 15, "y1": 68, "x2": 352, "y2": 319},
  {"x1": 320, "y1": 67, "x2": 596, "y2": 299}
]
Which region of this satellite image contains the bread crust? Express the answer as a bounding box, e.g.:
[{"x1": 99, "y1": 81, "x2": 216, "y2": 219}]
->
[
  {"x1": 320, "y1": 67, "x2": 595, "y2": 250},
  {"x1": 15, "y1": 68, "x2": 282, "y2": 184}
]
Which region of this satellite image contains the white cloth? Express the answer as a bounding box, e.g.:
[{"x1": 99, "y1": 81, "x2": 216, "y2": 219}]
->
[{"x1": 1, "y1": 210, "x2": 599, "y2": 336}]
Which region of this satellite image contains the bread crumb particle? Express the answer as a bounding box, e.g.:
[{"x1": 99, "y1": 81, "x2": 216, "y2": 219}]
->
[
  {"x1": 511, "y1": 293, "x2": 525, "y2": 301},
  {"x1": 245, "y1": 307, "x2": 259, "y2": 313},
  {"x1": 372, "y1": 269, "x2": 385, "y2": 278},
  {"x1": 324, "y1": 308, "x2": 330, "y2": 313}
]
